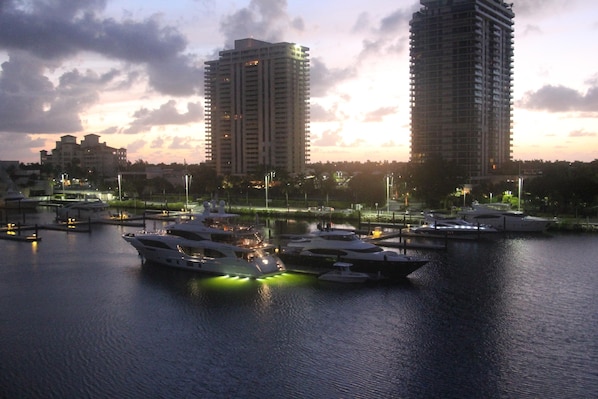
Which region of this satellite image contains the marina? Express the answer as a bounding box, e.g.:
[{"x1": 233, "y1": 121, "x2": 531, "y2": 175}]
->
[{"x1": 1, "y1": 208, "x2": 597, "y2": 398}]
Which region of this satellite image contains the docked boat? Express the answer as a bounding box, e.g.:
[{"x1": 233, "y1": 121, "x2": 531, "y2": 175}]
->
[
  {"x1": 278, "y1": 226, "x2": 428, "y2": 279},
  {"x1": 56, "y1": 198, "x2": 111, "y2": 222},
  {"x1": 0, "y1": 190, "x2": 40, "y2": 209},
  {"x1": 459, "y1": 202, "x2": 553, "y2": 232},
  {"x1": 318, "y1": 262, "x2": 369, "y2": 283},
  {"x1": 122, "y1": 201, "x2": 285, "y2": 278},
  {"x1": 412, "y1": 214, "x2": 498, "y2": 237}
]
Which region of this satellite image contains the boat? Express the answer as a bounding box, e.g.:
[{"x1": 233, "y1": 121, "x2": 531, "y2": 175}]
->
[
  {"x1": 411, "y1": 213, "x2": 498, "y2": 237},
  {"x1": 318, "y1": 262, "x2": 369, "y2": 283},
  {"x1": 0, "y1": 190, "x2": 40, "y2": 209},
  {"x1": 459, "y1": 202, "x2": 553, "y2": 232},
  {"x1": 122, "y1": 201, "x2": 285, "y2": 278},
  {"x1": 278, "y1": 226, "x2": 428, "y2": 279},
  {"x1": 56, "y1": 197, "x2": 111, "y2": 222}
]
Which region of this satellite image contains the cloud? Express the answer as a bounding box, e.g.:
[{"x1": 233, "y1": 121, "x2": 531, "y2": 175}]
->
[
  {"x1": 521, "y1": 24, "x2": 542, "y2": 36},
  {"x1": 219, "y1": 0, "x2": 304, "y2": 47},
  {"x1": 518, "y1": 84, "x2": 598, "y2": 112},
  {"x1": 312, "y1": 128, "x2": 343, "y2": 147},
  {"x1": 310, "y1": 57, "x2": 355, "y2": 97},
  {"x1": 512, "y1": 0, "x2": 570, "y2": 17},
  {"x1": 353, "y1": 3, "x2": 418, "y2": 59},
  {"x1": 123, "y1": 100, "x2": 203, "y2": 134},
  {"x1": 0, "y1": 52, "x2": 111, "y2": 133},
  {"x1": 0, "y1": 132, "x2": 46, "y2": 161},
  {"x1": 0, "y1": 0, "x2": 203, "y2": 97},
  {"x1": 126, "y1": 139, "x2": 146, "y2": 154},
  {"x1": 352, "y1": 12, "x2": 371, "y2": 33},
  {"x1": 569, "y1": 129, "x2": 597, "y2": 137},
  {"x1": 310, "y1": 103, "x2": 341, "y2": 122},
  {"x1": 363, "y1": 106, "x2": 398, "y2": 122},
  {"x1": 378, "y1": 6, "x2": 417, "y2": 34}
]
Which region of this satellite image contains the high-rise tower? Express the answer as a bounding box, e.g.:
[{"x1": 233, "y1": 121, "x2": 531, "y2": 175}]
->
[
  {"x1": 409, "y1": 0, "x2": 514, "y2": 178},
  {"x1": 204, "y1": 38, "x2": 310, "y2": 176}
]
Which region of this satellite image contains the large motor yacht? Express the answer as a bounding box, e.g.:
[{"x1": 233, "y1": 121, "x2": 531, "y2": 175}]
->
[
  {"x1": 123, "y1": 201, "x2": 285, "y2": 278},
  {"x1": 459, "y1": 202, "x2": 553, "y2": 232},
  {"x1": 278, "y1": 225, "x2": 428, "y2": 279}
]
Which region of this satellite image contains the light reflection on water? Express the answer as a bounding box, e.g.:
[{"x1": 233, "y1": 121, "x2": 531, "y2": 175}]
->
[{"x1": 0, "y1": 211, "x2": 597, "y2": 398}]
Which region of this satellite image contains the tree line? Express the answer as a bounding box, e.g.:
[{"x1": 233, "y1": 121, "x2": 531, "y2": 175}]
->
[{"x1": 13, "y1": 158, "x2": 598, "y2": 217}]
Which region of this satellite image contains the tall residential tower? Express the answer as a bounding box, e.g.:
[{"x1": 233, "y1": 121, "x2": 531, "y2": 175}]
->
[
  {"x1": 409, "y1": 0, "x2": 514, "y2": 178},
  {"x1": 204, "y1": 38, "x2": 310, "y2": 176}
]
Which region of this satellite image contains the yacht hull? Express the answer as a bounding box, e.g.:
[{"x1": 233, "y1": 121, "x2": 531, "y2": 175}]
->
[
  {"x1": 279, "y1": 252, "x2": 428, "y2": 279},
  {"x1": 123, "y1": 233, "x2": 285, "y2": 278}
]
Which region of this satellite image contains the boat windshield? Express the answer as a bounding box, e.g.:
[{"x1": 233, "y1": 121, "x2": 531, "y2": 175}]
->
[
  {"x1": 211, "y1": 231, "x2": 264, "y2": 248},
  {"x1": 321, "y1": 234, "x2": 358, "y2": 242},
  {"x1": 235, "y1": 248, "x2": 268, "y2": 261}
]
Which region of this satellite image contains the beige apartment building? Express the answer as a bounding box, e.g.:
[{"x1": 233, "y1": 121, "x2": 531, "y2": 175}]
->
[{"x1": 204, "y1": 38, "x2": 310, "y2": 176}]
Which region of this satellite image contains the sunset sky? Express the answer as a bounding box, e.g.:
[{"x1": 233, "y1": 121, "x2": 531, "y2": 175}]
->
[{"x1": 1, "y1": 0, "x2": 597, "y2": 166}]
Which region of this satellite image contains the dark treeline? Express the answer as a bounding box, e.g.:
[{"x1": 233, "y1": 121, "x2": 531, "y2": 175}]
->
[{"x1": 13, "y1": 158, "x2": 598, "y2": 217}]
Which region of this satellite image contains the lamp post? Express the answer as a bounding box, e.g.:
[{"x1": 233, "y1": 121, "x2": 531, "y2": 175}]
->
[
  {"x1": 61, "y1": 173, "x2": 67, "y2": 199},
  {"x1": 386, "y1": 174, "x2": 394, "y2": 213},
  {"x1": 117, "y1": 174, "x2": 122, "y2": 201},
  {"x1": 518, "y1": 176, "x2": 523, "y2": 211},
  {"x1": 184, "y1": 174, "x2": 192, "y2": 211},
  {"x1": 265, "y1": 171, "x2": 275, "y2": 210}
]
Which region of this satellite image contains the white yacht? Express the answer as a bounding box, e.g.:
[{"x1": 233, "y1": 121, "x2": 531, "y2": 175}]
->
[
  {"x1": 412, "y1": 214, "x2": 498, "y2": 237},
  {"x1": 279, "y1": 226, "x2": 428, "y2": 279},
  {"x1": 122, "y1": 201, "x2": 285, "y2": 278},
  {"x1": 56, "y1": 198, "x2": 111, "y2": 222},
  {"x1": 459, "y1": 202, "x2": 553, "y2": 232}
]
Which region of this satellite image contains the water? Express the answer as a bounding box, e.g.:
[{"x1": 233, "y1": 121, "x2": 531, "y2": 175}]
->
[{"x1": 1, "y1": 211, "x2": 597, "y2": 398}]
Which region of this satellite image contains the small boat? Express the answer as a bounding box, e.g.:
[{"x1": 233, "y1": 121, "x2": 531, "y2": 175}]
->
[
  {"x1": 459, "y1": 202, "x2": 553, "y2": 232},
  {"x1": 279, "y1": 226, "x2": 428, "y2": 279},
  {"x1": 318, "y1": 262, "x2": 369, "y2": 283},
  {"x1": 122, "y1": 201, "x2": 286, "y2": 278}
]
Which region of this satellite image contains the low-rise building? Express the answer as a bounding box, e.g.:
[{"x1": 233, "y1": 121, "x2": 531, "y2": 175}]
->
[{"x1": 40, "y1": 134, "x2": 127, "y2": 178}]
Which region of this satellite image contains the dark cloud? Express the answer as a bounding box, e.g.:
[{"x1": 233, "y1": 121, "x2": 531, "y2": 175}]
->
[
  {"x1": 518, "y1": 84, "x2": 598, "y2": 112},
  {"x1": 0, "y1": 0, "x2": 203, "y2": 98},
  {"x1": 378, "y1": 6, "x2": 417, "y2": 34},
  {"x1": 123, "y1": 100, "x2": 203, "y2": 134},
  {"x1": 355, "y1": 3, "x2": 418, "y2": 59},
  {"x1": 219, "y1": 0, "x2": 304, "y2": 47},
  {"x1": 0, "y1": 52, "x2": 110, "y2": 133},
  {"x1": 310, "y1": 57, "x2": 355, "y2": 98},
  {"x1": 0, "y1": 132, "x2": 46, "y2": 161}
]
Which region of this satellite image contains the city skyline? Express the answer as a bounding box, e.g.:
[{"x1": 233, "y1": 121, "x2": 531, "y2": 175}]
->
[{"x1": 1, "y1": 0, "x2": 597, "y2": 166}]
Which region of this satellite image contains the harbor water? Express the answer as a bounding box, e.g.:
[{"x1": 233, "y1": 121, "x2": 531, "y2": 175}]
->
[{"x1": 1, "y1": 210, "x2": 597, "y2": 398}]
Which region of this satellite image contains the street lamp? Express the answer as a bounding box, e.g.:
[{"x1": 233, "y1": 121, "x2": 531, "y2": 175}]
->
[
  {"x1": 518, "y1": 176, "x2": 523, "y2": 211},
  {"x1": 184, "y1": 174, "x2": 192, "y2": 211},
  {"x1": 117, "y1": 174, "x2": 122, "y2": 201},
  {"x1": 265, "y1": 171, "x2": 275, "y2": 210},
  {"x1": 386, "y1": 174, "x2": 394, "y2": 213},
  {"x1": 61, "y1": 173, "x2": 67, "y2": 199}
]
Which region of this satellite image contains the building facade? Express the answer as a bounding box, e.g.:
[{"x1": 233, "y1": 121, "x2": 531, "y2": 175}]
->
[
  {"x1": 205, "y1": 38, "x2": 310, "y2": 176},
  {"x1": 409, "y1": 0, "x2": 514, "y2": 178},
  {"x1": 40, "y1": 134, "x2": 127, "y2": 177}
]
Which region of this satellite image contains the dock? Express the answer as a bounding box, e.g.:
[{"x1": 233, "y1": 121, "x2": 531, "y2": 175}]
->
[{"x1": 0, "y1": 216, "x2": 151, "y2": 242}]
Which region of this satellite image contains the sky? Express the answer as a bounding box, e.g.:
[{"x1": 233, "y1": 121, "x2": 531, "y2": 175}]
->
[{"x1": 0, "y1": 0, "x2": 597, "y2": 166}]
